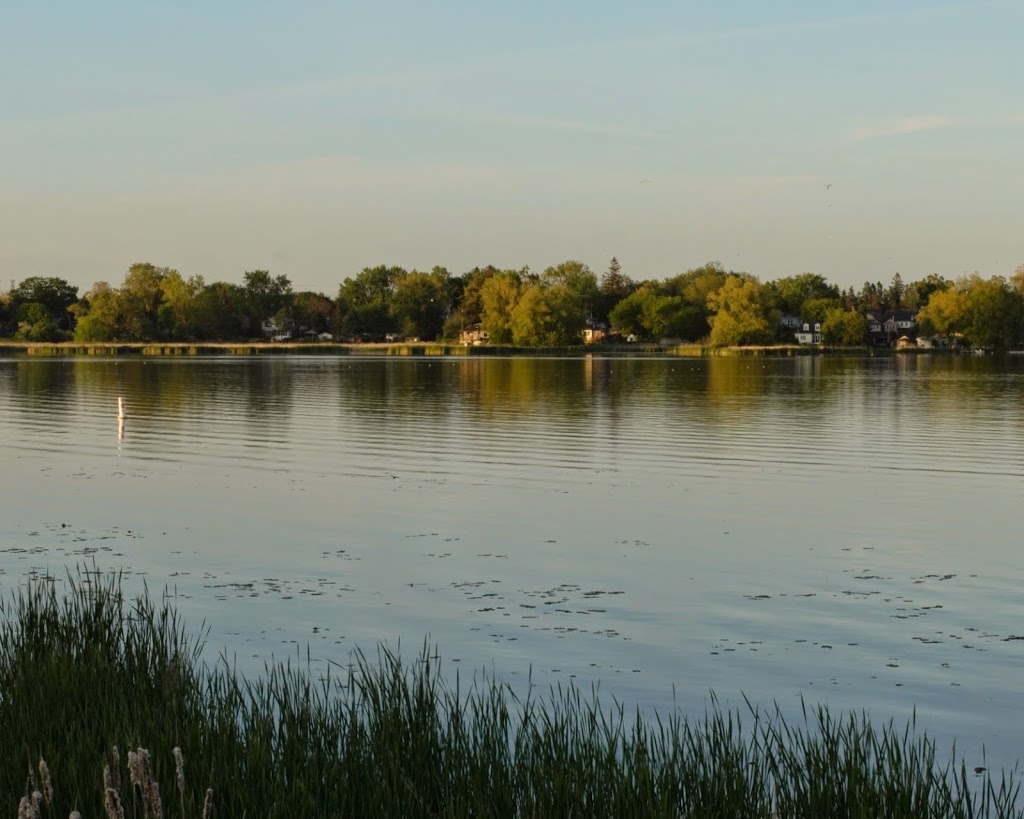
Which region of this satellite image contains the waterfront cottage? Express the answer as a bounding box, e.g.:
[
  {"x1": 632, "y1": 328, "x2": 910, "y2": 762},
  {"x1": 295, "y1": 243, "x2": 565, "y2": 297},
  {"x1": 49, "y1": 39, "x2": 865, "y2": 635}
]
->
[{"x1": 459, "y1": 323, "x2": 489, "y2": 345}]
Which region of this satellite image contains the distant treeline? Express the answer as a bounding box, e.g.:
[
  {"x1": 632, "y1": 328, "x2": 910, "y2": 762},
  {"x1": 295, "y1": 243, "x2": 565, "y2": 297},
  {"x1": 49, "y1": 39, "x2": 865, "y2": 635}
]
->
[{"x1": 2, "y1": 259, "x2": 1024, "y2": 349}]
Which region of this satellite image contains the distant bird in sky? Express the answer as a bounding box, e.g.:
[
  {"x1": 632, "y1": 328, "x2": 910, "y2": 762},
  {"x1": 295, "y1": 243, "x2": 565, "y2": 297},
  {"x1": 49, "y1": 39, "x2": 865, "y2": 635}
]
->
[
  {"x1": 640, "y1": 179, "x2": 652, "y2": 184},
  {"x1": 826, "y1": 183, "x2": 832, "y2": 189}
]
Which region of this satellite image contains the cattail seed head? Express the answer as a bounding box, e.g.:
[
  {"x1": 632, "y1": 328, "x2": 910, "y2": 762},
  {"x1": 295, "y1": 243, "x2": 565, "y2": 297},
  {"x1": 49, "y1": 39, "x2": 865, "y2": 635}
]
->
[
  {"x1": 172, "y1": 746, "x2": 185, "y2": 797},
  {"x1": 38, "y1": 758, "x2": 53, "y2": 805},
  {"x1": 110, "y1": 746, "x2": 122, "y2": 791},
  {"x1": 202, "y1": 787, "x2": 214, "y2": 819},
  {"x1": 31, "y1": 791, "x2": 42, "y2": 818},
  {"x1": 127, "y1": 750, "x2": 141, "y2": 788},
  {"x1": 104, "y1": 786, "x2": 125, "y2": 819},
  {"x1": 17, "y1": 796, "x2": 33, "y2": 819},
  {"x1": 136, "y1": 748, "x2": 163, "y2": 819},
  {"x1": 70, "y1": 811, "x2": 83, "y2": 819}
]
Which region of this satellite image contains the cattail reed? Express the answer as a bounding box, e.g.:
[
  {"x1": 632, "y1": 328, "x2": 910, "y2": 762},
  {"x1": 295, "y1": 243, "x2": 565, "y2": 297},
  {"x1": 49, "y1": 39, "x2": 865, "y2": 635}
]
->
[
  {"x1": 3, "y1": 568, "x2": 1021, "y2": 819},
  {"x1": 110, "y1": 745, "x2": 122, "y2": 791},
  {"x1": 38, "y1": 758, "x2": 52, "y2": 805},
  {"x1": 173, "y1": 745, "x2": 185, "y2": 798},
  {"x1": 104, "y1": 785, "x2": 125, "y2": 819},
  {"x1": 127, "y1": 749, "x2": 140, "y2": 790},
  {"x1": 135, "y1": 747, "x2": 164, "y2": 819}
]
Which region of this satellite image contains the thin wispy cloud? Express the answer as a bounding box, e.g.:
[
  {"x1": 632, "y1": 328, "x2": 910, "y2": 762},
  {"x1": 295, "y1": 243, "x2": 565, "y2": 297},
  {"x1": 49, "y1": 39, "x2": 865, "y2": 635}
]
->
[
  {"x1": 613, "y1": 0, "x2": 1013, "y2": 52},
  {"x1": 846, "y1": 115, "x2": 959, "y2": 142},
  {"x1": 483, "y1": 114, "x2": 667, "y2": 141},
  {"x1": 845, "y1": 111, "x2": 1024, "y2": 142},
  {"x1": 724, "y1": 1, "x2": 1007, "y2": 38},
  {"x1": 0, "y1": 68, "x2": 443, "y2": 135}
]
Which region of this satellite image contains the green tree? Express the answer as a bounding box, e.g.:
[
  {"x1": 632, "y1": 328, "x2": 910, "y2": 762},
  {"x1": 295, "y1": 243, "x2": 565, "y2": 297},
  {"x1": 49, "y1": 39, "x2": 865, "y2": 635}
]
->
[
  {"x1": 915, "y1": 287, "x2": 968, "y2": 339},
  {"x1": 961, "y1": 276, "x2": 1021, "y2": 350},
  {"x1": 119, "y1": 263, "x2": 168, "y2": 340},
  {"x1": 764, "y1": 273, "x2": 840, "y2": 316},
  {"x1": 192, "y1": 281, "x2": 247, "y2": 340},
  {"x1": 72, "y1": 282, "x2": 123, "y2": 341},
  {"x1": 292, "y1": 291, "x2": 337, "y2": 335},
  {"x1": 608, "y1": 287, "x2": 655, "y2": 337},
  {"x1": 509, "y1": 285, "x2": 584, "y2": 346},
  {"x1": 886, "y1": 273, "x2": 906, "y2": 309},
  {"x1": 821, "y1": 309, "x2": 867, "y2": 346},
  {"x1": 665, "y1": 262, "x2": 729, "y2": 306},
  {"x1": 337, "y1": 265, "x2": 403, "y2": 340},
  {"x1": 480, "y1": 271, "x2": 525, "y2": 344},
  {"x1": 454, "y1": 266, "x2": 500, "y2": 326},
  {"x1": 706, "y1": 276, "x2": 775, "y2": 346},
  {"x1": 391, "y1": 270, "x2": 449, "y2": 340},
  {"x1": 244, "y1": 269, "x2": 294, "y2": 334},
  {"x1": 597, "y1": 257, "x2": 636, "y2": 321},
  {"x1": 642, "y1": 295, "x2": 703, "y2": 340},
  {"x1": 542, "y1": 260, "x2": 599, "y2": 316},
  {"x1": 14, "y1": 302, "x2": 61, "y2": 341},
  {"x1": 914, "y1": 275, "x2": 1023, "y2": 349},
  {"x1": 801, "y1": 297, "x2": 840, "y2": 324},
  {"x1": 662, "y1": 262, "x2": 731, "y2": 339},
  {"x1": 904, "y1": 274, "x2": 950, "y2": 311},
  {"x1": 858, "y1": 281, "x2": 884, "y2": 312},
  {"x1": 158, "y1": 270, "x2": 205, "y2": 340},
  {"x1": 10, "y1": 277, "x2": 79, "y2": 328}
]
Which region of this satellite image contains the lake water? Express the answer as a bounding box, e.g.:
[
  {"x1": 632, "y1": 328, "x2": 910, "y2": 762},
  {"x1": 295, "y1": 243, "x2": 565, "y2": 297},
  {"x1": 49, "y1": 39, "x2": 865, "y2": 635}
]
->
[{"x1": 1, "y1": 354, "x2": 1022, "y2": 770}]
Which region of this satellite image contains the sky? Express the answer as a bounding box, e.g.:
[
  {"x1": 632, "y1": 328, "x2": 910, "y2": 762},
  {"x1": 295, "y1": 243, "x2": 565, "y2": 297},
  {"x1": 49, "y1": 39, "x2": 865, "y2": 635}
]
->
[{"x1": 2, "y1": 1, "x2": 1022, "y2": 295}]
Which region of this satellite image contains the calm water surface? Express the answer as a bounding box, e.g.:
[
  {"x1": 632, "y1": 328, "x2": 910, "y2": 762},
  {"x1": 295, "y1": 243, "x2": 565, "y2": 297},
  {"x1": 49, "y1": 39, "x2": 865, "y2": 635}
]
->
[{"x1": 1, "y1": 354, "x2": 1022, "y2": 768}]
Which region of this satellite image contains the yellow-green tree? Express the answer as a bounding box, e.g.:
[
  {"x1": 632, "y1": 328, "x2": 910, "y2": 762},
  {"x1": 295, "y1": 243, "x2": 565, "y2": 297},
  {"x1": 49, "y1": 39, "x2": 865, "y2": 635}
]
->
[
  {"x1": 159, "y1": 270, "x2": 205, "y2": 340},
  {"x1": 72, "y1": 282, "x2": 123, "y2": 341},
  {"x1": 120, "y1": 263, "x2": 168, "y2": 340},
  {"x1": 509, "y1": 284, "x2": 584, "y2": 346},
  {"x1": 916, "y1": 274, "x2": 1023, "y2": 349},
  {"x1": 480, "y1": 271, "x2": 525, "y2": 344},
  {"x1": 821, "y1": 309, "x2": 867, "y2": 346},
  {"x1": 706, "y1": 276, "x2": 775, "y2": 346}
]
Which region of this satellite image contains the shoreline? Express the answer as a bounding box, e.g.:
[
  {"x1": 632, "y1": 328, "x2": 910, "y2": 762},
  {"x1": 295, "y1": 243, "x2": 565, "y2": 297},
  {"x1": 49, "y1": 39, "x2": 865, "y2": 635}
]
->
[{"x1": 0, "y1": 340, "x2": 921, "y2": 358}]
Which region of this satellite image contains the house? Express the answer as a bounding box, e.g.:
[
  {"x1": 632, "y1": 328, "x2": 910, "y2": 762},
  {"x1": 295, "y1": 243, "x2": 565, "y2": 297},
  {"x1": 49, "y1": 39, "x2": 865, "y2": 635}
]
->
[
  {"x1": 779, "y1": 314, "x2": 802, "y2": 331},
  {"x1": 866, "y1": 310, "x2": 916, "y2": 346},
  {"x1": 459, "y1": 323, "x2": 489, "y2": 346},
  {"x1": 895, "y1": 335, "x2": 916, "y2": 350},
  {"x1": 795, "y1": 321, "x2": 822, "y2": 345},
  {"x1": 582, "y1": 318, "x2": 608, "y2": 344}
]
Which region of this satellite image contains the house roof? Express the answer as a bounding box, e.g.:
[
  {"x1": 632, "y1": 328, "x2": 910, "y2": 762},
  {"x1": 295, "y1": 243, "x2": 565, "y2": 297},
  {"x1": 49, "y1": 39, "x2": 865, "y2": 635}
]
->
[{"x1": 866, "y1": 309, "x2": 915, "y2": 322}]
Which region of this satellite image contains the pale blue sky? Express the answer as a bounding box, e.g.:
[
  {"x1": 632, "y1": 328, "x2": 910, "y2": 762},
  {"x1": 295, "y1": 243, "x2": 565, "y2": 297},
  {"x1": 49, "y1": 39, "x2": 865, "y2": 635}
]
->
[{"x1": 2, "y1": 1, "x2": 1021, "y2": 294}]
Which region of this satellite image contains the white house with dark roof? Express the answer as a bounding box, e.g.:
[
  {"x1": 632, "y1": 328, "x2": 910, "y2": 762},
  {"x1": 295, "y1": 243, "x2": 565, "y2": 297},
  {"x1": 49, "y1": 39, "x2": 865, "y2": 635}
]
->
[
  {"x1": 866, "y1": 310, "x2": 916, "y2": 345},
  {"x1": 795, "y1": 321, "x2": 822, "y2": 344}
]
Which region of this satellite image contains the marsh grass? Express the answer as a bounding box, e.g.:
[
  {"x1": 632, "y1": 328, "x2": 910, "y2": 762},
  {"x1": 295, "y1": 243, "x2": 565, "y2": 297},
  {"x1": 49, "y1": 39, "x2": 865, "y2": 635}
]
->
[{"x1": 0, "y1": 569, "x2": 1019, "y2": 818}]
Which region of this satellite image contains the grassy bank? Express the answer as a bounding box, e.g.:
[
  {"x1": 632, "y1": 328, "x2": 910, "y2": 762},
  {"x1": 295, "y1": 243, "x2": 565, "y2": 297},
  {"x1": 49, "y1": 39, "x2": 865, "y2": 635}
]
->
[
  {"x1": 0, "y1": 339, "x2": 864, "y2": 358},
  {"x1": 1, "y1": 570, "x2": 1019, "y2": 818}
]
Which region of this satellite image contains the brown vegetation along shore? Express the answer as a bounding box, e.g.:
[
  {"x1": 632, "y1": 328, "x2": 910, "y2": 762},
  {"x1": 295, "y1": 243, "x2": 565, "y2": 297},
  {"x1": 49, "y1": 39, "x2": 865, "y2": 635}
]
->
[{"x1": 0, "y1": 340, "x2": 858, "y2": 358}]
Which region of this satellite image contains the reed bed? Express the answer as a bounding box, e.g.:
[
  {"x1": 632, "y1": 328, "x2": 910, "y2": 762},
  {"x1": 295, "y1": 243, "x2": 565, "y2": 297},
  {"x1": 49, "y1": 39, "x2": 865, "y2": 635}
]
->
[{"x1": 0, "y1": 569, "x2": 1019, "y2": 818}]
